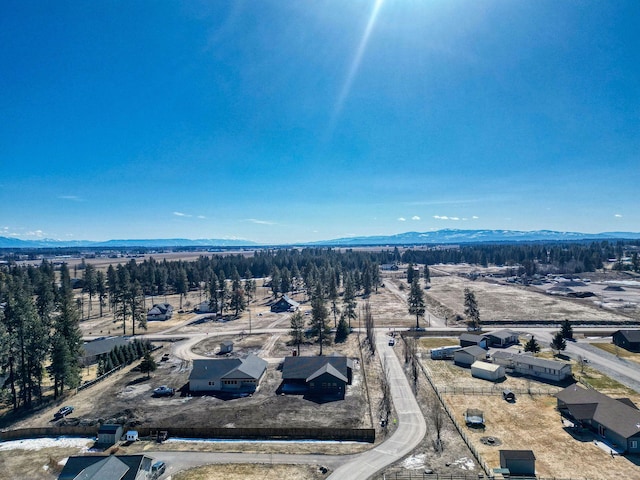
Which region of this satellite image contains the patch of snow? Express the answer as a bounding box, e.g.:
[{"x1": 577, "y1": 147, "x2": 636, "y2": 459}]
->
[
  {"x1": 401, "y1": 453, "x2": 426, "y2": 470},
  {"x1": 451, "y1": 456, "x2": 475, "y2": 470},
  {"x1": 0, "y1": 437, "x2": 93, "y2": 451}
]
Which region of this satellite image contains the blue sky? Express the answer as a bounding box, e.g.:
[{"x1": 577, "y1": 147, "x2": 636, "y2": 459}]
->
[{"x1": 1, "y1": 1, "x2": 638, "y2": 244}]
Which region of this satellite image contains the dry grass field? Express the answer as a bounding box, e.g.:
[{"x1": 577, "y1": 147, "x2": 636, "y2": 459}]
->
[{"x1": 172, "y1": 464, "x2": 329, "y2": 480}]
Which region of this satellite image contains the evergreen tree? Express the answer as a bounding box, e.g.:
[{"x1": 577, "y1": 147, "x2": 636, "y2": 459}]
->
[
  {"x1": 139, "y1": 352, "x2": 157, "y2": 379},
  {"x1": 335, "y1": 314, "x2": 350, "y2": 343},
  {"x1": 310, "y1": 283, "x2": 330, "y2": 355},
  {"x1": 407, "y1": 277, "x2": 425, "y2": 330},
  {"x1": 560, "y1": 319, "x2": 574, "y2": 340},
  {"x1": 464, "y1": 288, "x2": 480, "y2": 330},
  {"x1": 230, "y1": 271, "x2": 246, "y2": 317},
  {"x1": 342, "y1": 274, "x2": 357, "y2": 329},
  {"x1": 524, "y1": 336, "x2": 541, "y2": 353},
  {"x1": 96, "y1": 270, "x2": 107, "y2": 317},
  {"x1": 551, "y1": 332, "x2": 567, "y2": 353},
  {"x1": 289, "y1": 311, "x2": 305, "y2": 356}
]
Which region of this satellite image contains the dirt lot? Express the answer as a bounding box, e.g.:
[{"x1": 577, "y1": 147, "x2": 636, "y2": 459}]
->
[
  {"x1": 173, "y1": 464, "x2": 329, "y2": 480},
  {"x1": 425, "y1": 266, "x2": 637, "y2": 323}
]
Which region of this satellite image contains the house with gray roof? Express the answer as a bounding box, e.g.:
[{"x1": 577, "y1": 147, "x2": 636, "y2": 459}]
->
[
  {"x1": 486, "y1": 329, "x2": 520, "y2": 348},
  {"x1": 188, "y1": 354, "x2": 267, "y2": 394},
  {"x1": 492, "y1": 351, "x2": 572, "y2": 382},
  {"x1": 81, "y1": 336, "x2": 130, "y2": 366},
  {"x1": 280, "y1": 355, "x2": 353, "y2": 398},
  {"x1": 612, "y1": 330, "x2": 640, "y2": 352},
  {"x1": 556, "y1": 384, "x2": 640, "y2": 453},
  {"x1": 459, "y1": 333, "x2": 489, "y2": 349},
  {"x1": 58, "y1": 454, "x2": 153, "y2": 480},
  {"x1": 270, "y1": 295, "x2": 300, "y2": 313},
  {"x1": 454, "y1": 346, "x2": 487, "y2": 367},
  {"x1": 147, "y1": 303, "x2": 173, "y2": 321}
]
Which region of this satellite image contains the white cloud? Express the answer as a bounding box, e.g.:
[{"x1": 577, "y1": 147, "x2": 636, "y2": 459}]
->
[
  {"x1": 398, "y1": 217, "x2": 406, "y2": 222},
  {"x1": 614, "y1": 214, "x2": 623, "y2": 218},
  {"x1": 197, "y1": 215, "x2": 206, "y2": 219},
  {"x1": 173, "y1": 211, "x2": 193, "y2": 218},
  {"x1": 247, "y1": 218, "x2": 276, "y2": 225},
  {"x1": 58, "y1": 195, "x2": 82, "y2": 202},
  {"x1": 25, "y1": 230, "x2": 45, "y2": 238},
  {"x1": 433, "y1": 215, "x2": 449, "y2": 220},
  {"x1": 451, "y1": 217, "x2": 460, "y2": 221},
  {"x1": 412, "y1": 216, "x2": 420, "y2": 221}
]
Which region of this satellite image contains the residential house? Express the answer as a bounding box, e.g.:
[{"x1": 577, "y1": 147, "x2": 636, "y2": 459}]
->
[
  {"x1": 556, "y1": 384, "x2": 640, "y2": 453},
  {"x1": 81, "y1": 336, "x2": 130, "y2": 367},
  {"x1": 612, "y1": 330, "x2": 640, "y2": 353},
  {"x1": 471, "y1": 361, "x2": 506, "y2": 382},
  {"x1": 492, "y1": 351, "x2": 572, "y2": 382},
  {"x1": 486, "y1": 329, "x2": 520, "y2": 348},
  {"x1": 459, "y1": 333, "x2": 489, "y2": 349},
  {"x1": 280, "y1": 355, "x2": 353, "y2": 398},
  {"x1": 188, "y1": 354, "x2": 267, "y2": 394},
  {"x1": 499, "y1": 450, "x2": 536, "y2": 476},
  {"x1": 194, "y1": 301, "x2": 216, "y2": 314},
  {"x1": 454, "y1": 346, "x2": 487, "y2": 367},
  {"x1": 58, "y1": 454, "x2": 154, "y2": 480},
  {"x1": 270, "y1": 295, "x2": 300, "y2": 313},
  {"x1": 147, "y1": 303, "x2": 173, "y2": 321}
]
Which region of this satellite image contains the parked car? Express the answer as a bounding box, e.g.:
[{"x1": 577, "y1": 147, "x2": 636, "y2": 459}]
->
[
  {"x1": 153, "y1": 386, "x2": 175, "y2": 397},
  {"x1": 151, "y1": 460, "x2": 166, "y2": 478},
  {"x1": 388, "y1": 338, "x2": 396, "y2": 346},
  {"x1": 54, "y1": 406, "x2": 74, "y2": 419}
]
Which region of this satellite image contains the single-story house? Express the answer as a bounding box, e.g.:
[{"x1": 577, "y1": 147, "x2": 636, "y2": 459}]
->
[
  {"x1": 486, "y1": 329, "x2": 520, "y2": 348},
  {"x1": 492, "y1": 351, "x2": 572, "y2": 382},
  {"x1": 556, "y1": 384, "x2": 640, "y2": 453},
  {"x1": 612, "y1": 330, "x2": 640, "y2": 353},
  {"x1": 219, "y1": 341, "x2": 234, "y2": 354},
  {"x1": 454, "y1": 346, "x2": 487, "y2": 367},
  {"x1": 58, "y1": 454, "x2": 154, "y2": 480},
  {"x1": 147, "y1": 303, "x2": 173, "y2": 321},
  {"x1": 81, "y1": 336, "x2": 130, "y2": 366},
  {"x1": 270, "y1": 295, "x2": 300, "y2": 313},
  {"x1": 280, "y1": 355, "x2": 353, "y2": 397},
  {"x1": 459, "y1": 333, "x2": 489, "y2": 349},
  {"x1": 499, "y1": 450, "x2": 536, "y2": 476},
  {"x1": 188, "y1": 354, "x2": 267, "y2": 394},
  {"x1": 471, "y1": 361, "x2": 506, "y2": 382},
  {"x1": 97, "y1": 424, "x2": 123, "y2": 446},
  {"x1": 194, "y1": 301, "x2": 216, "y2": 314},
  {"x1": 380, "y1": 263, "x2": 399, "y2": 271}
]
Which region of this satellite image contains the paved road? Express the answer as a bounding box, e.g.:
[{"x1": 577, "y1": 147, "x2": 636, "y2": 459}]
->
[{"x1": 327, "y1": 332, "x2": 427, "y2": 479}]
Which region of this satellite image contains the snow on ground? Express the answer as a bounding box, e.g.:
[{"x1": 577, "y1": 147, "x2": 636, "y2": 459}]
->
[
  {"x1": 401, "y1": 453, "x2": 426, "y2": 470},
  {"x1": 0, "y1": 437, "x2": 94, "y2": 451},
  {"x1": 450, "y1": 456, "x2": 475, "y2": 470}
]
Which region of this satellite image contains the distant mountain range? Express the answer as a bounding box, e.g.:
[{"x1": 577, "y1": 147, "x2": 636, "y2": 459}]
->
[{"x1": 2, "y1": 229, "x2": 640, "y2": 250}]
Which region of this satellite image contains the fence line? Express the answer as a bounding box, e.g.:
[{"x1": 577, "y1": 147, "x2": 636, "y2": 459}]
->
[
  {"x1": 437, "y1": 385, "x2": 561, "y2": 397},
  {"x1": 77, "y1": 365, "x2": 123, "y2": 391}
]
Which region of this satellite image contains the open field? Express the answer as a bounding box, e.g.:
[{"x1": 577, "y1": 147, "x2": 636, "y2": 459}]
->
[
  {"x1": 591, "y1": 343, "x2": 640, "y2": 365},
  {"x1": 425, "y1": 270, "x2": 637, "y2": 323},
  {"x1": 173, "y1": 464, "x2": 329, "y2": 480}
]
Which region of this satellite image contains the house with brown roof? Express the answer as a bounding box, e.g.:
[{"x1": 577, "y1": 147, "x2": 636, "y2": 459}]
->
[{"x1": 556, "y1": 384, "x2": 640, "y2": 453}]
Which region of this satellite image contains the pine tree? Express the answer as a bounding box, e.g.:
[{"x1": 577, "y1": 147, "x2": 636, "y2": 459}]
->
[
  {"x1": 560, "y1": 319, "x2": 574, "y2": 340},
  {"x1": 335, "y1": 314, "x2": 350, "y2": 343},
  {"x1": 342, "y1": 274, "x2": 357, "y2": 329},
  {"x1": 289, "y1": 311, "x2": 305, "y2": 356},
  {"x1": 310, "y1": 283, "x2": 330, "y2": 356},
  {"x1": 551, "y1": 332, "x2": 567, "y2": 353},
  {"x1": 524, "y1": 336, "x2": 541, "y2": 353},
  {"x1": 408, "y1": 277, "x2": 425, "y2": 330},
  {"x1": 464, "y1": 288, "x2": 480, "y2": 330},
  {"x1": 139, "y1": 352, "x2": 157, "y2": 379}
]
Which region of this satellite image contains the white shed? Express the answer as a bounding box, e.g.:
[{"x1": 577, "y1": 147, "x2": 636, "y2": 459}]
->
[
  {"x1": 471, "y1": 361, "x2": 506, "y2": 382},
  {"x1": 125, "y1": 430, "x2": 139, "y2": 442}
]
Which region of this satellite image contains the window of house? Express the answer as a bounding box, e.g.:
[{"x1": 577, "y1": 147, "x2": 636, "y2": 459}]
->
[{"x1": 631, "y1": 441, "x2": 637, "y2": 449}]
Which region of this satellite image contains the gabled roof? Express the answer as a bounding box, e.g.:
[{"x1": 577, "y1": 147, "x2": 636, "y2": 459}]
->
[
  {"x1": 59, "y1": 455, "x2": 152, "y2": 480},
  {"x1": 189, "y1": 354, "x2": 267, "y2": 382},
  {"x1": 556, "y1": 384, "x2": 640, "y2": 439},
  {"x1": 282, "y1": 355, "x2": 350, "y2": 381},
  {"x1": 306, "y1": 362, "x2": 348, "y2": 383},
  {"x1": 471, "y1": 361, "x2": 502, "y2": 372},
  {"x1": 614, "y1": 330, "x2": 640, "y2": 343},
  {"x1": 457, "y1": 345, "x2": 486, "y2": 357},
  {"x1": 148, "y1": 303, "x2": 172, "y2": 315},
  {"x1": 500, "y1": 449, "x2": 536, "y2": 461},
  {"x1": 82, "y1": 337, "x2": 130, "y2": 358},
  {"x1": 459, "y1": 333, "x2": 487, "y2": 343},
  {"x1": 492, "y1": 351, "x2": 570, "y2": 371},
  {"x1": 98, "y1": 424, "x2": 122, "y2": 434},
  {"x1": 487, "y1": 329, "x2": 519, "y2": 340}
]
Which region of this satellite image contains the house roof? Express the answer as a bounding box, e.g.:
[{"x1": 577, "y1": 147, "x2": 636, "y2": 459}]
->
[
  {"x1": 556, "y1": 384, "x2": 640, "y2": 439},
  {"x1": 488, "y1": 329, "x2": 519, "y2": 340},
  {"x1": 457, "y1": 345, "x2": 486, "y2": 357},
  {"x1": 98, "y1": 424, "x2": 122, "y2": 434},
  {"x1": 471, "y1": 361, "x2": 502, "y2": 372},
  {"x1": 306, "y1": 362, "x2": 348, "y2": 383},
  {"x1": 148, "y1": 303, "x2": 172, "y2": 315},
  {"x1": 492, "y1": 351, "x2": 570, "y2": 371},
  {"x1": 500, "y1": 449, "x2": 536, "y2": 461},
  {"x1": 282, "y1": 355, "x2": 350, "y2": 381},
  {"x1": 82, "y1": 337, "x2": 130, "y2": 358},
  {"x1": 189, "y1": 354, "x2": 267, "y2": 382},
  {"x1": 615, "y1": 330, "x2": 640, "y2": 343},
  {"x1": 220, "y1": 341, "x2": 234, "y2": 347},
  {"x1": 59, "y1": 455, "x2": 152, "y2": 480},
  {"x1": 459, "y1": 333, "x2": 487, "y2": 343}
]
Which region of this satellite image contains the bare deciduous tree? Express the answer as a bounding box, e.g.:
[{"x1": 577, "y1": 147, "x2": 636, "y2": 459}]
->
[
  {"x1": 428, "y1": 391, "x2": 445, "y2": 453},
  {"x1": 363, "y1": 302, "x2": 375, "y2": 356}
]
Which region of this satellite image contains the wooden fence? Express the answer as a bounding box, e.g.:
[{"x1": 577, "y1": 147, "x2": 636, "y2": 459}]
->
[
  {"x1": 437, "y1": 385, "x2": 561, "y2": 397},
  {"x1": 0, "y1": 426, "x2": 375, "y2": 443}
]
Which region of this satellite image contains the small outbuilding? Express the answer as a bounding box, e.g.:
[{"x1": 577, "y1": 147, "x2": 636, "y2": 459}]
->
[
  {"x1": 454, "y1": 346, "x2": 487, "y2": 367},
  {"x1": 125, "y1": 430, "x2": 139, "y2": 442},
  {"x1": 499, "y1": 449, "x2": 536, "y2": 476},
  {"x1": 219, "y1": 341, "x2": 234, "y2": 354},
  {"x1": 471, "y1": 361, "x2": 505, "y2": 382},
  {"x1": 97, "y1": 424, "x2": 123, "y2": 446},
  {"x1": 502, "y1": 389, "x2": 516, "y2": 402}
]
